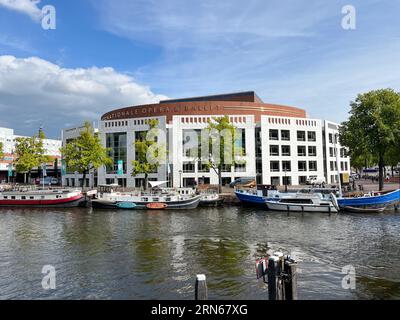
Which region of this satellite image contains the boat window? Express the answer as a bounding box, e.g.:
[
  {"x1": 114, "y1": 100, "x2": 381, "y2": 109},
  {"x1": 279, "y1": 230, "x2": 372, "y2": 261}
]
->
[
  {"x1": 166, "y1": 198, "x2": 171, "y2": 201},
  {"x1": 21, "y1": 196, "x2": 26, "y2": 200},
  {"x1": 142, "y1": 197, "x2": 148, "y2": 202},
  {"x1": 11, "y1": 196, "x2": 16, "y2": 200},
  {"x1": 4, "y1": 196, "x2": 7, "y2": 199},
  {"x1": 41, "y1": 196, "x2": 45, "y2": 199},
  {"x1": 30, "y1": 196, "x2": 34, "y2": 200},
  {"x1": 153, "y1": 198, "x2": 159, "y2": 201}
]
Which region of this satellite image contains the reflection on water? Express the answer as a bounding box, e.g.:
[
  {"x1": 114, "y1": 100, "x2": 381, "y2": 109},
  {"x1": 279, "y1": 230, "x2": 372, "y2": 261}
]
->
[{"x1": 0, "y1": 207, "x2": 399, "y2": 300}]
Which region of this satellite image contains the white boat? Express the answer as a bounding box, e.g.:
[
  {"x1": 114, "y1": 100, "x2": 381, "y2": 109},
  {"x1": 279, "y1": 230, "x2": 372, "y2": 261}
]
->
[
  {"x1": 0, "y1": 188, "x2": 86, "y2": 208},
  {"x1": 265, "y1": 192, "x2": 338, "y2": 213},
  {"x1": 91, "y1": 184, "x2": 201, "y2": 210},
  {"x1": 199, "y1": 190, "x2": 224, "y2": 207}
]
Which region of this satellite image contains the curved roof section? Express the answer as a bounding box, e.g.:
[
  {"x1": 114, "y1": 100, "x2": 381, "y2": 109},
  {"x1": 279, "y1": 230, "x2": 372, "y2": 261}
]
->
[{"x1": 101, "y1": 91, "x2": 307, "y2": 122}]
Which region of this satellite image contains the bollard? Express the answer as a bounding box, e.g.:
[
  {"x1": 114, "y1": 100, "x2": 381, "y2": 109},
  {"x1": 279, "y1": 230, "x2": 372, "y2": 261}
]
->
[
  {"x1": 284, "y1": 259, "x2": 298, "y2": 300},
  {"x1": 195, "y1": 274, "x2": 208, "y2": 300}
]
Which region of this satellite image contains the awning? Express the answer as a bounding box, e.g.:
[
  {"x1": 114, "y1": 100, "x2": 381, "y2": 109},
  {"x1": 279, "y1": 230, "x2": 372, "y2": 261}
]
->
[{"x1": 148, "y1": 181, "x2": 168, "y2": 188}]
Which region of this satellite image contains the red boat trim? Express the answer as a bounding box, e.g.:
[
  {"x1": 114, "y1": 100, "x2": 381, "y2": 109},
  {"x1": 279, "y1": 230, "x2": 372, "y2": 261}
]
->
[{"x1": 0, "y1": 194, "x2": 83, "y2": 206}]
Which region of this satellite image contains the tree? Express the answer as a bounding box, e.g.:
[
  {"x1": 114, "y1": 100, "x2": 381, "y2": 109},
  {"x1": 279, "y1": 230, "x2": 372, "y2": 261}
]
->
[
  {"x1": 14, "y1": 135, "x2": 52, "y2": 183},
  {"x1": 131, "y1": 119, "x2": 166, "y2": 190},
  {"x1": 0, "y1": 142, "x2": 4, "y2": 160},
  {"x1": 198, "y1": 116, "x2": 244, "y2": 194},
  {"x1": 340, "y1": 89, "x2": 400, "y2": 190},
  {"x1": 61, "y1": 122, "x2": 112, "y2": 188}
]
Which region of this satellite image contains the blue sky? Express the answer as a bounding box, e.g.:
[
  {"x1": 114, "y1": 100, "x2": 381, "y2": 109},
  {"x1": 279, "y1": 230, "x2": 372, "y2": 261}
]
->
[{"x1": 0, "y1": 0, "x2": 399, "y2": 138}]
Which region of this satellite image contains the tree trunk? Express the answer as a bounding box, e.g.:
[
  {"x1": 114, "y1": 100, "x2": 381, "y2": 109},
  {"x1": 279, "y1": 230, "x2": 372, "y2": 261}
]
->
[
  {"x1": 82, "y1": 171, "x2": 87, "y2": 189},
  {"x1": 217, "y1": 166, "x2": 222, "y2": 194},
  {"x1": 378, "y1": 152, "x2": 384, "y2": 191}
]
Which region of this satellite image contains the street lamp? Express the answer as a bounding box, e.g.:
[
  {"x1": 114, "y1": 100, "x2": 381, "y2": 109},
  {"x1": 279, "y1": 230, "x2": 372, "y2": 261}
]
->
[{"x1": 179, "y1": 170, "x2": 183, "y2": 188}]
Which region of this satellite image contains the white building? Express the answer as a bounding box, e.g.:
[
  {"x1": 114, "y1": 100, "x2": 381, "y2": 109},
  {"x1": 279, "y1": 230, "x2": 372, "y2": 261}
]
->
[
  {"x1": 0, "y1": 127, "x2": 62, "y2": 182},
  {"x1": 61, "y1": 92, "x2": 351, "y2": 188}
]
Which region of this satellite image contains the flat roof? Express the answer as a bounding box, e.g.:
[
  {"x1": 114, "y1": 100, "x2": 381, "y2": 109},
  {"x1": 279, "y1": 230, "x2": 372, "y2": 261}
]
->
[{"x1": 160, "y1": 91, "x2": 263, "y2": 104}]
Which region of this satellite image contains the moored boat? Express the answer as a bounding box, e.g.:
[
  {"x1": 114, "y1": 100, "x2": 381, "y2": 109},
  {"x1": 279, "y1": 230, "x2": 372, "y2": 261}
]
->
[
  {"x1": 199, "y1": 190, "x2": 224, "y2": 207},
  {"x1": 337, "y1": 189, "x2": 400, "y2": 211},
  {"x1": 0, "y1": 188, "x2": 86, "y2": 208},
  {"x1": 234, "y1": 185, "x2": 288, "y2": 208},
  {"x1": 91, "y1": 184, "x2": 201, "y2": 210},
  {"x1": 265, "y1": 193, "x2": 338, "y2": 213}
]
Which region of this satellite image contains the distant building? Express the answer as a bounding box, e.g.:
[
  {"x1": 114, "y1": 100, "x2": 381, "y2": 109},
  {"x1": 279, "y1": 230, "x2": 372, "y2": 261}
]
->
[
  {"x1": 61, "y1": 91, "x2": 351, "y2": 188},
  {"x1": 0, "y1": 127, "x2": 62, "y2": 183}
]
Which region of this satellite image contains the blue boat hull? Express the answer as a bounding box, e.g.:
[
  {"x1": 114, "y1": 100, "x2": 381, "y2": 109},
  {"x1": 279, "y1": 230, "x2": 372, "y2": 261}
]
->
[
  {"x1": 337, "y1": 189, "x2": 400, "y2": 209},
  {"x1": 234, "y1": 191, "x2": 268, "y2": 208}
]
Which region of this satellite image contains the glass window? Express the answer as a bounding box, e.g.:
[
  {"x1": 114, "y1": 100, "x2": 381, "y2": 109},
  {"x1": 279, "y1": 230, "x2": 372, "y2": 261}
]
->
[
  {"x1": 283, "y1": 176, "x2": 292, "y2": 186},
  {"x1": 282, "y1": 161, "x2": 291, "y2": 172},
  {"x1": 308, "y1": 146, "x2": 317, "y2": 157},
  {"x1": 281, "y1": 130, "x2": 290, "y2": 141},
  {"x1": 270, "y1": 161, "x2": 280, "y2": 172},
  {"x1": 234, "y1": 163, "x2": 246, "y2": 172},
  {"x1": 270, "y1": 145, "x2": 279, "y2": 156},
  {"x1": 269, "y1": 129, "x2": 279, "y2": 140},
  {"x1": 271, "y1": 177, "x2": 280, "y2": 186},
  {"x1": 298, "y1": 146, "x2": 306, "y2": 156},
  {"x1": 106, "y1": 132, "x2": 127, "y2": 174},
  {"x1": 308, "y1": 131, "x2": 316, "y2": 142},
  {"x1": 198, "y1": 162, "x2": 209, "y2": 173},
  {"x1": 329, "y1": 133, "x2": 333, "y2": 144},
  {"x1": 183, "y1": 162, "x2": 195, "y2": 173},
  {"x1": 299, "y1": 176, "x2": 307, "y2": 185},
  {"x1": 297, "y1": 131, "x2": 306, "y2": 141},
  {"x1": 298, "y1": 161, "x2": 307, "y2": 172},
  {"x1": 281, "y1": 145, "x2": 291, "y2": 156},
  {"x1": 309, "y1": 161, "x2": 317, "y2": 171}
]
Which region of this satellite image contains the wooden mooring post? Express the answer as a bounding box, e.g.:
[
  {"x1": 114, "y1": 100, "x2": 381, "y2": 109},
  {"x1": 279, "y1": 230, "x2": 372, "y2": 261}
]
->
[
  {"x1": 195, "y1": 274, "x2": 208, "y2": 300},
  {"x1": 265, "y1": 253, "x2": 298, "y2": 300}
]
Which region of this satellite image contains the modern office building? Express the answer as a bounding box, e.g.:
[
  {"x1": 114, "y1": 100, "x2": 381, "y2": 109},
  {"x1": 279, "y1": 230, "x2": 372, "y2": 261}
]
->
[
  {"x1": 0, "y1": 127, "x2": 62, "y2": 182},
  {"x1": 61, "y1": 91, "x2": 350, "y2": 188}
]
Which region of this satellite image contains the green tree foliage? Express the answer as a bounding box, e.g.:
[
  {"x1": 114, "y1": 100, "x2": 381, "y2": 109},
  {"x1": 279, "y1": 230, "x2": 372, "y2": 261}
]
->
[
  {"x1": 200, "y1": 116, "x2": 245, "y2": 193},
  {"x1": 131, "y1": 119, "x2": 166, "y2": 190},
  {"x1": 61, "y1": 122, "x2": 112, "y2": 188},
  {"x1": 340, "y1": 89, "x2": 400, "y2": 190},
  {"x1": 14, "y1": 134, "x2": 52, "y2": 183},
  {"x1": 0, "y1": 142, "x2": 4, "y2": 160}
]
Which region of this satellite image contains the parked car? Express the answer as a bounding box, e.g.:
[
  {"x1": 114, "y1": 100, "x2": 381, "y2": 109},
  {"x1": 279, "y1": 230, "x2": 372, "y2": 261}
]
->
[
  {"x1": 306, "y1": 176, "x2": 326, "y2": 186},
  {"x1": 229, "y1": 177, "x2": 256, "y2": 188},
  {"x1": 36, "y1": 177, "x2": 59, "y2": 185}
]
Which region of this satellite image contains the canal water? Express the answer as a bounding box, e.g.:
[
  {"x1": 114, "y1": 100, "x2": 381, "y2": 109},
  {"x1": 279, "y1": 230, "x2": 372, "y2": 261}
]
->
[{"x1": 0, "y1": 207, "x2": 399, "y2": 300}]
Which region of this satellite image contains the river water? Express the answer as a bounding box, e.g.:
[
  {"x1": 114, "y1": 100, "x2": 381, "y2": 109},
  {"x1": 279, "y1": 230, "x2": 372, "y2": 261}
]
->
[{"x1": 0, "y1": 207, "x2": 399, "y2": 300}]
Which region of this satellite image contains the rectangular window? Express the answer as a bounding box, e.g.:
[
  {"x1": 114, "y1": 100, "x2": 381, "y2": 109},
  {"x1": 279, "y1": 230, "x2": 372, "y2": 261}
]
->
[
  {"x1": 269, "y1": 129, "x2": 279, "y2": 141},
  {"x1": 270, "y1": 145, "x2": 279, "y2": 156},
  {"x1": 281, "y1": 130, "x2": 290, "y2": 141},
  {"x1": 298, "y1": 161, "x2": 307, "y2": 172},
  {"x1": 308, "y1": 146, "x2": 317, "y2": 157},
  {"x1": 282, "y1": 161, "x2": 291, "y2": 172},
  {"x1": 234, "y1": 163, "x2": 246, "y2": 172},
  {"x1": 283, "y1": 176, "x2": 292, "y2": 186},
  {"x1": 297, "y1": 131, "x2": 306, "y2": 141},
  {"x1": 308, "y1": 131, "x2": 316, "y2": 142},
  {"x1": 270, "y1": 161, "x2": 280, "y2": 172},
  {"x1": 329, "y1": 133, "x2": 333, "y2": 144},
  {"x1": 281, "y1": 145, "x2": 291, "y2": 156},
  {"x1": 309, "y1": 161, "x2": 317, "y2": 171},
  {"x1": 183, "y1": 162, "x2": 195, "y2": 173},
  {"x1": 298, "y1": 146, "x2": 306, "y2": 157},
  {"x1": 198, "y1": 162, "x2": 209, "y2": 173},
  {"x1": 271, "y1": 177, "x2": 280, "y2": 186},
  {"x1": 299, "y1": 176, "x2": 307, "y2": 185},
  {"x1": 106, "y1": 132, "x2": 127, "y2": 174}
]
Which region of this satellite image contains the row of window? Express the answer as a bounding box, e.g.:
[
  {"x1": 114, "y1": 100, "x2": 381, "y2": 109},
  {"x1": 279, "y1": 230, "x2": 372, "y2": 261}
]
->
[
  {"x1": 266, "y1": 118, "x2": 318, "y2": 127},
  {"x1": 269, "y1": 130, "x2": 316, "y2": 142},
  {"x1": 181, "y1": 116, "x2": 247, "y2": 124},
  {"x1": 270, "y1": 161, "x2": 318, "y2": 172},
  {"x1": 269, "y1": 145, "x2": 317, "y2": 157},
  {"x1": 104, "y1": 121, "x2": 129, "y2": 128},
  {"x1": 329, "y1": 161, "x2": 349, "y2": 171},
  {"x1": 182, "y1": 162, "x2": 246, "y2": 173},
  {"x1": 329, "y1": 147, "x2": 348, "y2": 158}
]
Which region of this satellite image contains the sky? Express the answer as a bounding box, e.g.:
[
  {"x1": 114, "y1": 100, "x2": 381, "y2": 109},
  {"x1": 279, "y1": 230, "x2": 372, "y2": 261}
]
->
[{"x1": 0, "y1": 0, "x2": 399, "y2": 138}]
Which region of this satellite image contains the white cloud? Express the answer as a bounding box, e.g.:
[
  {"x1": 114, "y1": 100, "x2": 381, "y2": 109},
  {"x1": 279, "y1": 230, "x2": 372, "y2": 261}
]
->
[
  {"x1": 0, "y1": 55, "x2": 168, "y2": 137},
  {"x1": 0, "y1": 0, "x2": 42, "y2": 21}
]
